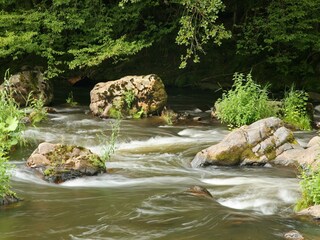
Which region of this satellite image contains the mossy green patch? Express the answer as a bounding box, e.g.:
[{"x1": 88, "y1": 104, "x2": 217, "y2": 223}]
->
[
  {"x1": 43, "y1": 167, "x2": 55, "y2": 176},
  {"x1": 89, "y1": 154, "x2": 105, "y2": 170}
]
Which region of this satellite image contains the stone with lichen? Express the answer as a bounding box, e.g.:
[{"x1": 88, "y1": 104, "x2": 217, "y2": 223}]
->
[
  {"x1": 27, "y1": 142, "x2": 106, "y2": 183},
  {"x1": 89, "y1": 74, "x2": 167, "y2": 118}
]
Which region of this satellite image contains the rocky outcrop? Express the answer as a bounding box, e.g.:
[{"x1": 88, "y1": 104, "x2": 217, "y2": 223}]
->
[
  {"x1": 1, "y1": 70, "x2": 53, "y2": 106},
  {"x1": 26, "y1": 142, "x2": 106, "y2": 183},
  {"x1": 192, "y1": 117, "x2": 300, "y2": 167},
  {"x1": 90, "y1": 74, "x2": 167, "y2": 118}
]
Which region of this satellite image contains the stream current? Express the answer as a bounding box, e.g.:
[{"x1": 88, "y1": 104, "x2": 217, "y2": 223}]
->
[{"x1": 1, "y1": 89, "x2": 319, "y2": 240}]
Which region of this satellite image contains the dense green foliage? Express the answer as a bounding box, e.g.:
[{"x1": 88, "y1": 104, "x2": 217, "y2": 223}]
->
[
  {"x1": 0, "y1": 0, "x2": 230, "y2": 78},
  {"x1": 282, "y1": 87, "x2": 311, "y2": 131},
  {"x1": 295, "y1": 167, "x2": 320, "y2": 211},
  {"x1": 0, "y1": 70, "x2": 49, "y2": 198},
  {"x1": 214, "y1": 73, "x2": 276, "y2": 128},
  {"x1": 0, "y1": 0, "x2": 319, "y2": 85},
  {"x1": 237, "y1": 0, "x2": 320, "y2": 78},
  {"x1": 0, "y1": 76, "x2": 25, "y2": 197},
  {"x1": 215, "y1": 73, "x2": 312, "y2": 130}
]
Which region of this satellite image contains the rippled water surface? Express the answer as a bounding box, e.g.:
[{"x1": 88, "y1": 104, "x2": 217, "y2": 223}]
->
[{"x1": 1, "y1": 89, "x2": 319, "y2": 240}]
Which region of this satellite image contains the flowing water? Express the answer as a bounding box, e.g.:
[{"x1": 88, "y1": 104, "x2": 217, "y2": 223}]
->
[{"x1": 1, "y1": 89, "x2": 320, "y2": 240}]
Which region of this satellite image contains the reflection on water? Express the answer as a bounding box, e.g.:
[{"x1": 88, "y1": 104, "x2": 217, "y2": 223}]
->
[{"x1": 2, "y1": 91, "x2": 320, "y2": 240}]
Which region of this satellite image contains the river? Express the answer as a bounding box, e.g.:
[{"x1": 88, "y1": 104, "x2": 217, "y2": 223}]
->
[{"x1": 1, "y1": 88, "x2": 319, "y2": 239}]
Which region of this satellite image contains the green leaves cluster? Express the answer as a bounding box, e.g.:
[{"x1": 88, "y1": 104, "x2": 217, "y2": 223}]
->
[
  {"x1": 237, "y1": 0, "x2": 320, "y2": 76},
  {"x1": 215, "y1": 72, "x2": 276, "y2": 128},
  {"x1": 282, "y1": 87, "x2": 311, "y2": 131},
  {"x1": 295, "y1": 167, "x2": 320, "y2": 211},
  {"x1": 175, "y1": 0, "x2": 231, "y2": 68},
  {"x1": 0, "y1": 77, "x2": 24, "y2": 197},
  {"x1": 215, "y1": 72, "x2": 312, "y2": 130},
  {"x1": 0, "y1": 0, "x2": 230, "y2": 77}
]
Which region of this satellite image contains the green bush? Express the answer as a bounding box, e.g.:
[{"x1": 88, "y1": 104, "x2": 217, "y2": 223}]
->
[
  {"x1": 0, "y1": 73, "x2": 25, "y2": 197},
  {"x1": 282, "y1": 87, "x2": 311, "y2": 131},
  {"x1": 295, "y1": 167, "x2": 320, "y2": 211},
  {"x1": 215, "y1": 72, "x2": 276, "y2": 128}
]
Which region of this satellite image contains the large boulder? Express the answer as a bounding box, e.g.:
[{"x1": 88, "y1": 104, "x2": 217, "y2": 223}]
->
[
  {"x1": 26, "y1": 142, "x2": 106, "y2": 183},
  {"x1": 90, "y1": 74, "x2": 167, "y2": 118},
  {"x1": 1, "y1": 70, "x2": 53, "y2": 106},
  {"x1": 191, "y1": 117, "x2": 300, "y2": 167}
]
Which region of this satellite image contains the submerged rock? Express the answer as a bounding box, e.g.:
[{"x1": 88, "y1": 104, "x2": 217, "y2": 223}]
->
[
  {"x1": 90, "y1": 74, "x2": 167, "y2": 118},
  {"x1": 1, "y1": 70, "x2": 53, "y2": 106},
  {"x1": 284, "y1": 230, "x2": 304, "y2": 240},
  {"x1": 26, "y1": 142, "x2": 106, "y2": 183},
  {"x1": 185, "y1": 186, "x2": 213, "y2": 198},
  {"x1": 0, "y1": 194, "x2": 20, "y2": 206}
]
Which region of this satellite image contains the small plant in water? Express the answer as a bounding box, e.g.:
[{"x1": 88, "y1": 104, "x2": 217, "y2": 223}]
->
[
  {"x1": 66, "y1": 91, "x2": 78, "y2": 107},
  {"x1": 99, "y1": 117, "x2": 121, "y2": 162},
  {"x1": 161, "y1": 107, "x2": 177, "y2": 125},
  {"x1": 282, "y1": 86, "x2": 311, "y2": 131},
  {"x1": 215, "y1": 72, "x2": 276, "y2": 128},
  {"x1": 27, "y1": 94, "x2": 48, "y2": 124}
]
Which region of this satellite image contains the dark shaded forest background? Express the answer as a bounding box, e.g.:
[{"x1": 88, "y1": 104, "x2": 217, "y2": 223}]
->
[{"x1": 0, "y1": 0, "x2": 319, "y2": 92}]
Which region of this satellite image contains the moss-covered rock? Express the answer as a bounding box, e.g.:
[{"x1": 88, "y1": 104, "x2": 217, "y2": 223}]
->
[
  {"x1": 26, "y1": 142, "x2": 106, "y2": 183},
  {"x1": 89, "y1": 74, "x2": 167, "y2": 118}
]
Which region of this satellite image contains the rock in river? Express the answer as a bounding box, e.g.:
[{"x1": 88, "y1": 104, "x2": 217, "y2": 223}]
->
[
  {"x1": 90, "y1": 74, "x2": 167, "y2": 118},
  {"x1": 1, "y1": 69, "x2": 53, "y2": 106},
  {"x1": 284, "y1": 230, "x2": 304, "y2": 240},
  {"x1": 185, "y1": 186, "x2": 213, "y2": 198},
  {"x1": 297, "y1": 205, "x2": 320, "y2": 220},
  {"x1": 192, "y1": 117, "x2": 301, "y2": 167},
  {"x1": 27, "y1": 142, "x2": 106, "y2": 183},
  {"x1": 192, "y1": 117, "x2": 320, "y2": 168},
  {"x1": 0, "y1": 194, "x2": 20, "y2": 206}
]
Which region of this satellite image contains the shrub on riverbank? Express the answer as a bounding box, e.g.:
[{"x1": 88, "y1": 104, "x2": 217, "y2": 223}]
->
[
  {"x1": 215, "y1": 72, "x2": 276, "y2": 128},
  {"x1": 214, "y1": 72, "x2": 311, "y2": 130},
  {"x1": 282, "y1": 87, "x2": 311, "y2": 131},
  {"x1": 295, "y1": 166, "x2": 320, "y2": 211},
  {"x1": 0, "y1": 77, "x2": 25, "y2": 198}
]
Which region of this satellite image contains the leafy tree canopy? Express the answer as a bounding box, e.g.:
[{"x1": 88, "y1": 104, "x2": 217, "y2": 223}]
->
[
  {"x1": 236, "y1": 0, "x2": 320, "y2": 77},
  {"x1": 0, "y1": 0, "x2": 230, "y2": 78}
]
